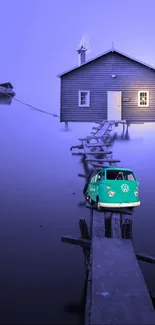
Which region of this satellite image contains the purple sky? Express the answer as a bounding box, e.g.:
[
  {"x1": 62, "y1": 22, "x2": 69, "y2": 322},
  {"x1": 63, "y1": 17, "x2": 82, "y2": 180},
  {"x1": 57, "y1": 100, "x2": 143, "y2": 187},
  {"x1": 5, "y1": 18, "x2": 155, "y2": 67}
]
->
[
  {"x1": 1, "y1": 0, "x2": 155, "y2": 114},
  {"x1": 0, "y1": 3, "x2": 155, "y2": 323}
]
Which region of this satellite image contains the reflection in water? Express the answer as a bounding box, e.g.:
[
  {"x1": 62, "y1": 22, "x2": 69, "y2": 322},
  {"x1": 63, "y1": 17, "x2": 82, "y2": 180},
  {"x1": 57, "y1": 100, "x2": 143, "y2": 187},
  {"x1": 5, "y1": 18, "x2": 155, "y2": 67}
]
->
[
  {"x1": 0, "y1": 94, "x2": 13, "y2": 105},
  {"x1": 60, "y1": 122, "x2": 72, "y2": 133},
  {"x1": 80, "y1": 154, "x2": 90, "y2": 176},
  {"x1": 0, "y1": 107, "x2": 155, "y2": 324},
  {"x1": 64, "y1": 278, "x2": 87, "y2": 324},
  {"x1": 110, "y1": 124, "x2": 130, "y2": 145}
]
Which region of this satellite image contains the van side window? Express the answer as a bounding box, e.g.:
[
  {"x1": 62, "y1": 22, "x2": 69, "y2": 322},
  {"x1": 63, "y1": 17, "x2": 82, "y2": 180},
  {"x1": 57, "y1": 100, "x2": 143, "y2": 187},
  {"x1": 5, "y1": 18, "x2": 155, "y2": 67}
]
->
[
  {"x1": 106, "y1": 170, "x2": 135, "y2": 181},
  {"x1": 123, "y1": 171, "x2": 135, "y2": 181},
  {"x1": 98, "y1": 172, "x2": 105, "y2": 180},
  {"x1": 91, "y1": 174, "x2": 98, "y2": 183}
]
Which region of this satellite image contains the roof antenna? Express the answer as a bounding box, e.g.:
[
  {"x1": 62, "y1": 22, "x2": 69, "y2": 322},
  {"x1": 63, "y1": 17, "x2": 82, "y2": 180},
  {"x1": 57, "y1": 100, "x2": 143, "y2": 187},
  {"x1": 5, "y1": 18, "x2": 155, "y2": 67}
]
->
[
  {"x1": 112, "y1": 41, "x2": 115, "y2": 68},
  {"x1": 77, "y1": 34, "x2": 91, "y2": 54}
]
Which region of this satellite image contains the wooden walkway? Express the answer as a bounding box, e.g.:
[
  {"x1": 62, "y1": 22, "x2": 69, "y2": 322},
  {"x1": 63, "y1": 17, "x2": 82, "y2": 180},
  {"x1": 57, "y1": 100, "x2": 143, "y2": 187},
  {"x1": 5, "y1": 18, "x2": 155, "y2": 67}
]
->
[
  {"x1": 86, "y1": 209, "x2": 155, "y2": 325},
  {"x1": 91, "y1": 237, "x2": 155, "y2": 325},
  {"x1": 62, "y1": 120, "x2": 155, "y2": 325}
]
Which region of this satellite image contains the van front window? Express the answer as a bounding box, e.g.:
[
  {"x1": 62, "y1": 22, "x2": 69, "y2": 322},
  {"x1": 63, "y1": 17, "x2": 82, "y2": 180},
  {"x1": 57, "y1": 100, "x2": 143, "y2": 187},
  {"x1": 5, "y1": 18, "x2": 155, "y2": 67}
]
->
[
  {"x1": 123, "y1": 171, "x2": 135, "y2": 181},
  {"x1": 106, "y1": 170, "x2": 135, "y2": 181}
]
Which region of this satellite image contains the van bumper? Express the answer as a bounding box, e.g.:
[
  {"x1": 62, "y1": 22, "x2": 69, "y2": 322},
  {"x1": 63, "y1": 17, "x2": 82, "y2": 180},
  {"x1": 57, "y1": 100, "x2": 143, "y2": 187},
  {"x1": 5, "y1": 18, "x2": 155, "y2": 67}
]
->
[{"x1": 99, "y1": 201, "x2": 141, "y2": 208}]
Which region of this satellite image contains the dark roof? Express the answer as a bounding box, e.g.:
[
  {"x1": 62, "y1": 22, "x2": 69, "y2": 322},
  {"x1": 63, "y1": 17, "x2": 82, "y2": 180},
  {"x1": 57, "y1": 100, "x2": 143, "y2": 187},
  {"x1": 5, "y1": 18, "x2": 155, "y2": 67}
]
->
[
  {"x1": 0, "y1": 82, "x2": 13, "y2": 89},
  {"x1": 57, "y1": 48, "x2": 155, "y2": 78}
]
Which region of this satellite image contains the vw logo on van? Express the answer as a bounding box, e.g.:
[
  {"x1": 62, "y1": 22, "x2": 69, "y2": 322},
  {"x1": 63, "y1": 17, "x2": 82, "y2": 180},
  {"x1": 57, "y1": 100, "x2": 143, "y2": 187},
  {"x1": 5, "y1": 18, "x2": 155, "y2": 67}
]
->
[{"x1": 121, "y1": 184, "x2": 129, "y2": 193}]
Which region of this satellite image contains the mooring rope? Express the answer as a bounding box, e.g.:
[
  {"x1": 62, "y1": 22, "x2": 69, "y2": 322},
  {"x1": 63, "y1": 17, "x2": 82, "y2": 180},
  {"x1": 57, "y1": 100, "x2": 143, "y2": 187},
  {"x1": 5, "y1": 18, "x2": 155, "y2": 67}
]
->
[{"x1": 0, "y1": 89, "x2": 60, "y2": 118}]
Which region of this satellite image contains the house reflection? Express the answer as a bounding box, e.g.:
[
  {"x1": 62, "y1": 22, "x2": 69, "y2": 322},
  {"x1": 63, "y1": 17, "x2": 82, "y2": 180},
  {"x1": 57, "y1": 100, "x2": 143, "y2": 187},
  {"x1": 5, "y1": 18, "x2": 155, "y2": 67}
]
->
[{"x1": 0, "y1": 94, "x2": 13, "y2": 105}]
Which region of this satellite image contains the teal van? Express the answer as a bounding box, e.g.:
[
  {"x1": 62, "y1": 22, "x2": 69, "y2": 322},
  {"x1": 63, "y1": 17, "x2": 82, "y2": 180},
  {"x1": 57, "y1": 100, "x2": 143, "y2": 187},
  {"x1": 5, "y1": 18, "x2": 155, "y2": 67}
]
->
[{"x1": 86, "y1": 167, "x2": 140, "y2": 211}]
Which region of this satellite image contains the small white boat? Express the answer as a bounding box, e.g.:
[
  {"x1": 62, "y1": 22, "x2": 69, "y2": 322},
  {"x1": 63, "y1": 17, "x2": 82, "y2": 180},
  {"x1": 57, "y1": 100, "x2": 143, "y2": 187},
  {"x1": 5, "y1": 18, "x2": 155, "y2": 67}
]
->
[{"x1": 0, "y1": 82, "x2": 15, "y2": 97}]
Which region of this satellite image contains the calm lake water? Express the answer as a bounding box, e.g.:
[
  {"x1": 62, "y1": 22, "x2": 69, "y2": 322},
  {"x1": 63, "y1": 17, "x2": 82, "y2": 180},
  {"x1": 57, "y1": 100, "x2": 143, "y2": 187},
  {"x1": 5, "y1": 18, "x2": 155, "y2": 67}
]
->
[{"x1": 0, "y1": 97, "x2": 155, "y2": 324}]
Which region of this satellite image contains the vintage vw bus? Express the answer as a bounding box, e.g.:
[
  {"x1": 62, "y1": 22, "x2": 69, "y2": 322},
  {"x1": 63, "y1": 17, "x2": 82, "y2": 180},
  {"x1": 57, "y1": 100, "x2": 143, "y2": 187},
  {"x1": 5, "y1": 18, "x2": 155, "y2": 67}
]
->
[{"x1": 86, "y1": 167, "x2": 140, "y2": 211}]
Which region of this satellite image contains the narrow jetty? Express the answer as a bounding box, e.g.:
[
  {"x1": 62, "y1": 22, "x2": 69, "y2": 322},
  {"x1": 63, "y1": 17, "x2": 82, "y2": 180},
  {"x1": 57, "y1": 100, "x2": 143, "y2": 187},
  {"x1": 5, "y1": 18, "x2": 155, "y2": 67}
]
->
[{"x1": 61, "y1": 120, "x2": 155, "y2": 325}]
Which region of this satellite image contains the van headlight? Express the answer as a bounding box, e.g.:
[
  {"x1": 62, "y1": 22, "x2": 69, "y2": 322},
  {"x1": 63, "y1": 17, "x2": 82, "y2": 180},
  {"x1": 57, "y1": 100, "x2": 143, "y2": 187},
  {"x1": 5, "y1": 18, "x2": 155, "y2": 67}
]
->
[
  {"x1": 134, "y1": 191, "x2": 139, "y2": 196},
  {"x1": 108, "y1": 191, "x2": 115, "y2": 197}
]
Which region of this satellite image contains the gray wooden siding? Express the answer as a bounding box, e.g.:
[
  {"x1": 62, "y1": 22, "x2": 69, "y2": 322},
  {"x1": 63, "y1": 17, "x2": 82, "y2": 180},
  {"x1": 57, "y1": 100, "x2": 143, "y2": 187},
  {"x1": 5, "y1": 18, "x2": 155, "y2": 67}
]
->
[{"x1": 60, "y1": 52, "x2": 155, "y2": 122}]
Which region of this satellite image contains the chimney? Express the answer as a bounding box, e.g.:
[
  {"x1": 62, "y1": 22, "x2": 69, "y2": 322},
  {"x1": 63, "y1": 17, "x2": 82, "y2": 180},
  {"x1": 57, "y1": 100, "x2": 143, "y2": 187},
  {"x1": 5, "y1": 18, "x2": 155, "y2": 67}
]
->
[{"x1": 77, "y1": 45, "x2": 87, "y2": 66}]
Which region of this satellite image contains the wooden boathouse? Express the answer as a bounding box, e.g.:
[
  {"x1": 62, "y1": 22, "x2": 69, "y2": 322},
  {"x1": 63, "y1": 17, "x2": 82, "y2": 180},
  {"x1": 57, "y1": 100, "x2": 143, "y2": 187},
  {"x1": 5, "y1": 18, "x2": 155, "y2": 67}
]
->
[
  {"x1": 58, "y1": 47, "x2": 155, "y2": 123},
  {"x1": 61, "y1": 121, "x2": 155, "y2": 325}
]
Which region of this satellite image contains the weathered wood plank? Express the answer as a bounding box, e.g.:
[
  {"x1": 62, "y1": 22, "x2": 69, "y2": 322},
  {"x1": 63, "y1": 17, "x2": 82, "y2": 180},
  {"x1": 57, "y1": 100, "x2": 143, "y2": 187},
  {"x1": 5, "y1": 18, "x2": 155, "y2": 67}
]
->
[
  {"x1": 79, "y1": 218, "x2": 90, "y2": 239},
  {"x1": 107, "y1": 207, "x2": 133, "y2": 215},
  {"x1": 96, "y1": 123, "x2": 112, "y2": 135},
  {"x1": 72, "y1": 152, "x2": 84, "y2": 156},
  {"x1": 85, "y1": 251, "x2": 92, "y2": 324},
  {"x1": 107, "y1": 120, "x2": 127, "y2": 124},
  {"x1": 92, "y1": 210, "x2": 105, "y2": 238},
  {"x1": 70, "y1": 144, "x2": 83, "y2": 150},
  {"x1": 136, "y1": 253, "x2": 155, "y2": 264},
  {"x1": 111, "y1": 212, "x2": 122, "y2": 238},
  {"x1": 121, "y1": 217, "x2": 133, "y2": 239},
  {"x1": 78, "y1": 173, "x2": 87, "y2": 178},
  {"x1": 85, "y1": 270, "x2": 92, "y2": 325},
  {"x1": 86, "y1": 143, "x2": 111, "y2": 147},
  {"x1": 61, "y1": 236, "x2": 91, "y2": 248},
  {"x1": 79, "y1": 138, "x2": 90, "y2": 141},
  {"x1": 90, "y1": 147, "x2": 111, "y2": 153},
  {"x1": 92, "y1": 126, "x2": 101, "y2": 130},
  {"x1": 91, "y1": 238, "x2": 155, "y2": 325},
  {"x1": 90, "y1": 150, "x2": 112, "y2": 155},
  {"x1": 79, "y1": 218, "x2": 91, "y2": 272},
  {"x1": 86, "y1": 135, "x2": 108, "y2": 140},
  {"x1": 90, "y1": 163, "x2": 110, "y2": 168},
  {"x1": 80, "y1": 136, "x2": 107, "y2": 142},
  {"x1": 85, "y1": 158, "x2": 121, "y2": 163}
]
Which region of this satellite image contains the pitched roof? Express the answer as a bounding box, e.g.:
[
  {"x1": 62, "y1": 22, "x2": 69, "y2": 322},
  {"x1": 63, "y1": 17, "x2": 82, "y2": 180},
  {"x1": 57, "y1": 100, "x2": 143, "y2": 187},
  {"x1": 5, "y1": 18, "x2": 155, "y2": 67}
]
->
[
  {"x1": 57, "y1": 48, "x2": 155, "y2": 78},
  {"x1": 0, "y1": 82, "x2": 13, "y2": 89}
]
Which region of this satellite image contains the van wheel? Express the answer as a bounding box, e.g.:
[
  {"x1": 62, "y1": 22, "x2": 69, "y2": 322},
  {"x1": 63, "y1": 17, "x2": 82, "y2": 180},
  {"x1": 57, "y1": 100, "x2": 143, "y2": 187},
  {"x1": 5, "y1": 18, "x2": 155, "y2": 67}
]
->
[
  {"x1": 89, "y1": 197, "x2": 94, "y2": 205},
  {"x1": 96, "y1": 197, "x2": 101, "y2": 211}
]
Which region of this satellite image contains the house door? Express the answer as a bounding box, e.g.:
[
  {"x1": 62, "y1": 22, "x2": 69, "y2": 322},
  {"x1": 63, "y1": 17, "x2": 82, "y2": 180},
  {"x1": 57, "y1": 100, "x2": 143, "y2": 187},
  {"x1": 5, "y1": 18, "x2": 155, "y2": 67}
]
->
[{"x1": 107, "y1": 91, "x2": 122, "y2": 120}]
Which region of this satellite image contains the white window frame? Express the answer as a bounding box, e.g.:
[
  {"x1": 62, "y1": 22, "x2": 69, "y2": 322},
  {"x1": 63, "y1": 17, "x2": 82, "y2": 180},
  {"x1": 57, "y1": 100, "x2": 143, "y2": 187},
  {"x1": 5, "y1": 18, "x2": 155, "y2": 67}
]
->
[
  {"x1": 78, "y1": 90, "x2": 90, "y2": 107},
  {"x1": 138, "y1": 90, "x2": 149, "y2": 107}
]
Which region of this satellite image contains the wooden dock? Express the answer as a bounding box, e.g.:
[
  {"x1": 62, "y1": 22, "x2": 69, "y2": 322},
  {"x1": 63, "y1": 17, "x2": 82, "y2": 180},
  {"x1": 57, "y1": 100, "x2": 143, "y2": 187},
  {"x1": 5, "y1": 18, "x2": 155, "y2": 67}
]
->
[
  {"x1": 62, "y1": 120, "x2": 155, "y2": 325},
  {"x1": 91, "y1": 238, "x2": 155, "y2": 325}
]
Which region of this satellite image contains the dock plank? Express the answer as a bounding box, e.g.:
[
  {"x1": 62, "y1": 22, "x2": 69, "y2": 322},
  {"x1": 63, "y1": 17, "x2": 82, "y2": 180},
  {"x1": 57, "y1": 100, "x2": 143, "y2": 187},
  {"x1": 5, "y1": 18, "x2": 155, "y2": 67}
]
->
[
  {"x1": 91, "y1": 238, "x2": 155, "y2": 325},
  {"x1": 90, "y1": 150, "x2": 112, "y2": 155},
  {"x1": 92, "y1": 210, "x2": 105, "y2": 238},
  {"x1": 85, "y1": 262, "x2": 92, "y2": 325},
  {"x1": 111, "y1": 212, "x2": 122, "y2": 238},
  {"x1": 86, "y1": 143, "x2": 111, "y2": 148},
  {"x1": 85, "y1": 158, "x2": 121, "y2": 163}
]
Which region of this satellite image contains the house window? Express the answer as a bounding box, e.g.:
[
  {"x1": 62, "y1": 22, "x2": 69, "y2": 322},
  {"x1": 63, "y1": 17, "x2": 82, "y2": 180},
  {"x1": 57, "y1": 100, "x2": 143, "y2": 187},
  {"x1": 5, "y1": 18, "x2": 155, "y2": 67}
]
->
[
  {"x1": 78, "y1": 91, "x2": 90, "y2": 107},
  {"x1": 138, "y1": 91, "x2": 149, "y2": 107}
]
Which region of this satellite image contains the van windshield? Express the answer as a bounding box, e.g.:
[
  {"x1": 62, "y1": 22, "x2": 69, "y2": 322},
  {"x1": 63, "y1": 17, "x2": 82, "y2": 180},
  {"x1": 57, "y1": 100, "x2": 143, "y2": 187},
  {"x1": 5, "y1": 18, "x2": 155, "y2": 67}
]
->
[{"x1": 106, "y1": 170, "x2": 135, "y2": 181}]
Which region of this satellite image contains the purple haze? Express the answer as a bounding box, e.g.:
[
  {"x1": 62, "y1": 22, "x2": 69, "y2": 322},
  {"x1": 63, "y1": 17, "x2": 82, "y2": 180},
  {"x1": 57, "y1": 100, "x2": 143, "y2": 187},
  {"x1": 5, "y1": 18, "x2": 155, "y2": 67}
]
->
[{"x1": 0, "y1": 0, "x2": 155, "y2": 324}]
